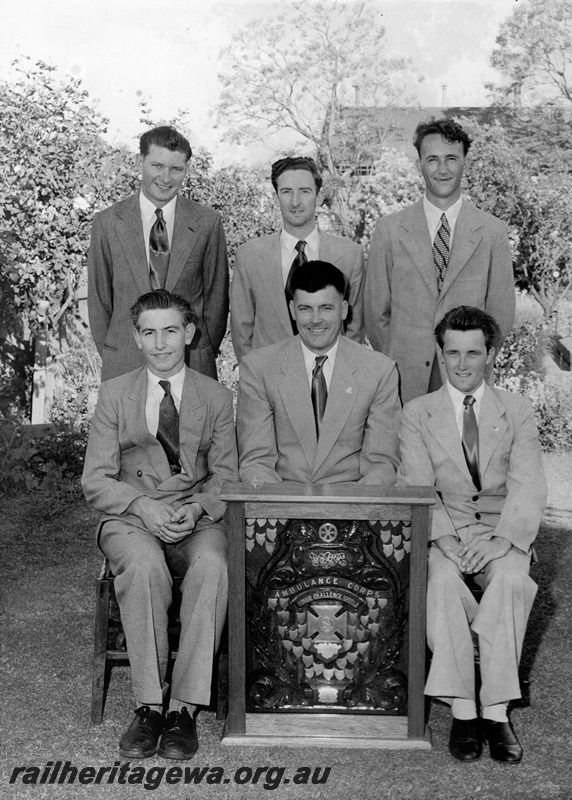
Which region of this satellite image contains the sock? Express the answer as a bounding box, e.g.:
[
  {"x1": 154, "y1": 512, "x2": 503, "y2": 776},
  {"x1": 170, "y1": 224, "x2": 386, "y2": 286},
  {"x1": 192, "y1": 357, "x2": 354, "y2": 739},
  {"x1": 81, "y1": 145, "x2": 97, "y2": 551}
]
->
[
  {"x1": 452, "y1": 698, "x2": 477, "y2": 720},
  {"x1": 169, "y1": 698, "x2": 196, "y2": 715},
  {"x1": 482, "y1": 703, "x2": 509, "y2": 722}
]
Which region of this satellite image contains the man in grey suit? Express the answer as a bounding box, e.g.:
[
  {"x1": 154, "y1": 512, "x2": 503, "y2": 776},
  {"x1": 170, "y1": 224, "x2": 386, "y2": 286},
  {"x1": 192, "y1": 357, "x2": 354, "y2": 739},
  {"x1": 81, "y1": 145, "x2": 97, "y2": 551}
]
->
[
  {"x1": 398, "y1": 306, "x2": 546, "y2": 763},
  {"x1": 231, "y1": 156, "x2": 365, "y2": 363},
  {"x1": 364, "y1": 118, "x2": 515, "y2": 404},
  {"x1": 82, "y1": 290, "x2": 238, "y2": 760},
  {"x1": 237, "y1": 261, "x2": 400, "y2": 487},
  {"x1": 88, "y1": 126, "x2": 228, "y2": 382}
]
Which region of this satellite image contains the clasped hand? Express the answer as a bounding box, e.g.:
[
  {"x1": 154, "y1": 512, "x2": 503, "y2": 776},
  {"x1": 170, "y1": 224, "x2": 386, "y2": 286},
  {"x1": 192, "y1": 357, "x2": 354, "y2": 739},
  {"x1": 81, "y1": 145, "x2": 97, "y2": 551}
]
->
[
  {"x1": 437, "y1": 534, "x2": 512, "y2": 573},
  {"x1": 129, "y1": 497, "x2": 204, "y2": 543}
]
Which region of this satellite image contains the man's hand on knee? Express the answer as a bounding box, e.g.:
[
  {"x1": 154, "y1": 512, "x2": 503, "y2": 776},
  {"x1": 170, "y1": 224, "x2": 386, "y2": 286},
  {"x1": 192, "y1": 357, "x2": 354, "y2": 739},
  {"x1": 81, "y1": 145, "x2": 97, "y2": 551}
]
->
[
  {"x1": 128, "y1": 496, "x2": 177, "y2": 535},
  {"x1": 458, "y1": 536, "x2": 512, "y2": 574},
  {"x1": 435, "y1": 535, "x2": 464, "y2": 569},
  {"x1": 158, "y1": 502, "x2": 204, "y2": 543}
]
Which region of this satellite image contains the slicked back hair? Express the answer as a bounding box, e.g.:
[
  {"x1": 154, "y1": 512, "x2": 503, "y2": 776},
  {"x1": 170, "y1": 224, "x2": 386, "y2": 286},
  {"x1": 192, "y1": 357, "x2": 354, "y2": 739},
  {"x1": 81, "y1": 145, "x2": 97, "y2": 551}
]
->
[
  {"x1": 271, "y1": 156, "x2": 323, "y2": 193},
  {"x1": 290, "y1": 260, "x2": 347, "y2": 299},
  {"x1": 434, "y1": 306, "x2": 499, "y2": 351},
  {"x1": 413, "y1": 118, "x2": 473, "y2": 157},
  {"x1": 130, "y1": 289, "x2": 196, "y2": 328},
  {"x1": 139, "y1": 126, "x2": 192, "y2": 161}
]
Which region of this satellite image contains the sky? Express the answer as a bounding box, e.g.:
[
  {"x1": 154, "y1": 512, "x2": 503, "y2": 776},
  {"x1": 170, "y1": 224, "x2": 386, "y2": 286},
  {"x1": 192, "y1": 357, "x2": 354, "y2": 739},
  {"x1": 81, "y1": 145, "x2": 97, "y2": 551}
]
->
[{"x1": 1, "y1": 0, "x2": 521, "y2": 164}]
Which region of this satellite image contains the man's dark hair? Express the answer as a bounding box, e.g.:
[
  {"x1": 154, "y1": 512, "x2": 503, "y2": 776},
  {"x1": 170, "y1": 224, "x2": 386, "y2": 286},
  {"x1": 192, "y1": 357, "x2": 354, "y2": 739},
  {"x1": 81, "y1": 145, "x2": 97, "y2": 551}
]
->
[
  {"x1": 434, "y1": 306, "x2": 499, "y2": 351},
  {"x1": 271, "y1": 156, "x2": 323, "y2": 193},
  {"x1": 413, "y1": 118, "x2": 473, "y2": 157},
  {"x1": 130, "y1": 289, "x2": 196, "y2": 328},
  {"x1": 139, "y1": 126, "x2": 192, "y2": 161},
  {"x1": 290, "y1": 260, "x2": 347, "y2": 298}
]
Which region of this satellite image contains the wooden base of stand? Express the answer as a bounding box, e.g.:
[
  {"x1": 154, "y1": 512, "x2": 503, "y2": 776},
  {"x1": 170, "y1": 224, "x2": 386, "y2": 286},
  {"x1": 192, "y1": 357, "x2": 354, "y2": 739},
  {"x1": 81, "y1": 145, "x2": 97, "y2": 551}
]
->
[{"x1": 222, "y1": 714, "x2": 432, "y2": 750}]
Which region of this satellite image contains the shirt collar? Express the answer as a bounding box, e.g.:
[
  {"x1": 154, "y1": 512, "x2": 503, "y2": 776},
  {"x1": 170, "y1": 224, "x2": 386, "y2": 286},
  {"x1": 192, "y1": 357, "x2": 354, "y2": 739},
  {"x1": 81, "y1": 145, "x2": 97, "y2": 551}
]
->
[
  {"x1": 139, "y1": 191, "x2": 177, "y2": 224},
  {"x1": 146, "y1": 365, "x2": 186, "y2": 399},
  {"x1": 423, "y1": 194, "x2": 463, "y2": 228},
  {"x1": 446, "y1": 378, "x2": 485, "y2": 407},
  {"x1": 300, "y1": 336, "x2": 339, "y2": 371},
  {"x1": 280, "y1": 225, "x2": 319, "y2": 253}
]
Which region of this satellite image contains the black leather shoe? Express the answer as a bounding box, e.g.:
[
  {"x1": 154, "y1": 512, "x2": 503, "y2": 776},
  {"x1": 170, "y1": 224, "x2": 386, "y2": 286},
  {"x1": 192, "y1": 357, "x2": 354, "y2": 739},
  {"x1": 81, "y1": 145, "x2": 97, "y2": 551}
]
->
[
  {"x1": 158, "y1": 708, "x2": 199, "y2": 760},
  {"x1": 119, "y1": 706, "x2": 164, "y2": 759},
  {"x1": 482, "y1": 719, "x2": 523, "y2": 763},
  {"x1": 448, "y1": 717, "x2": 482, "y2": 761}
]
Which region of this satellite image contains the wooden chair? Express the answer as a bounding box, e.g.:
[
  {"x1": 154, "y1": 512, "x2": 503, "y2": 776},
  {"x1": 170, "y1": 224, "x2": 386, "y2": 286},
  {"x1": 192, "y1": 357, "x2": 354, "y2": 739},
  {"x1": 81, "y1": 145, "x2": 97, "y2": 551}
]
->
[{"x1": 91, "y1": 559, "x2": 227, "y2": 724}]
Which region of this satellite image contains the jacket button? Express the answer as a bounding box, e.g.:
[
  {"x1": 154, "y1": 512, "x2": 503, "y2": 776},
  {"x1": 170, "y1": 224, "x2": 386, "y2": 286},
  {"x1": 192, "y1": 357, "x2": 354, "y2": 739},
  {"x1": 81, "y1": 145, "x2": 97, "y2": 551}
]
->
[
  {"x1": 475, "y1": 512, "x2": 481, "y2": 521},
  {"x1": 137, "y1": 470, "x2": 143, "y2": 477},
  {"x1": 472, "y1": 496, "x2": 478, "y2": 502},
  {"x1": 425, "y1": 361, "x2": 431, "y2": 367}
]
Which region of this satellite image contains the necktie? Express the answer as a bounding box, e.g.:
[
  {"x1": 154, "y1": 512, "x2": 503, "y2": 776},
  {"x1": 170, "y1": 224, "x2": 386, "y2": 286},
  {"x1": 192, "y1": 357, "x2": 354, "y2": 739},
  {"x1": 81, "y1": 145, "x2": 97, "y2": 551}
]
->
[
  {"x1": 157, "y1": 380, "x2": 181, "y2": 475},
  {"x1": 311, "y1": 355, "x2": 328, "y2": 437},
  {"x1": 433, "y1": 213, "x2": 450, "y2": 294},
  {"x1": 286, "y1": 240, "x2": 308, "y2": 334},
  {"x1": 462, "y1": 395, "x2": 481, "y2": 491},
  {"x1": 149, "y1": 208, "x2": 170, "y2": 289}
]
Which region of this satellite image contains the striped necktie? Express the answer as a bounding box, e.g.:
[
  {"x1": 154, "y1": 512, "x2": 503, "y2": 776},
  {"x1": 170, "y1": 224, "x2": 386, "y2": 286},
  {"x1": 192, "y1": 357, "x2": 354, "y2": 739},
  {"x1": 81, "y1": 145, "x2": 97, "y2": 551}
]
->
[{"x1": 433, "y1": 213, "x2": 450, "y2": 293}]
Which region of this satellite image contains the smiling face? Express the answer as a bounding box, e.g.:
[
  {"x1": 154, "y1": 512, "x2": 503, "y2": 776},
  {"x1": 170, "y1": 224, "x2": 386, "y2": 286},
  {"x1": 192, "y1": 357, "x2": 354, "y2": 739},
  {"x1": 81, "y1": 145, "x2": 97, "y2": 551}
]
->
[
  {"x1": 440, "y1": 328, "x2": 495, "y2": 395},
  {"x1": 289, "y1": 285, "x2": 348, "y2": 355},
  {"x1": 275, "y1": 169, "x2": 319, "y2": 237},
  {"x1": 137, "y1": 144, "x2": 189, "y2": 207},
  {"x1": 419, "y1": 133, "x2": 465, "y2": 209},
  {"x1": 133, "y1": 308, "x2": 195, "y2": 377}
]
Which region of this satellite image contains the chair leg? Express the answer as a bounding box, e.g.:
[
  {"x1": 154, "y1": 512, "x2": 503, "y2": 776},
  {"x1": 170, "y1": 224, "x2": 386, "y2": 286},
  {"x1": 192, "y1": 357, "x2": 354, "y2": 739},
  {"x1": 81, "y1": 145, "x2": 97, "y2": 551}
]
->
[{"x1": 91, "y1": 576, "x2": 110, "y2": 725}]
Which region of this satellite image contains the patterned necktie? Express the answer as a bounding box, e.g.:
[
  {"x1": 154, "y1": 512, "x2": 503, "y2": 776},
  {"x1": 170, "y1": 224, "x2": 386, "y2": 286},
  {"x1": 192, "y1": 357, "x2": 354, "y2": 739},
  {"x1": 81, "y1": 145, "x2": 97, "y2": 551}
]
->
[
  {"x1": 311, "y1": 355, "x2": 328, "y2": 437},
  {"x1": 149, "y1": 208, "x2": 170, "y2": 289},
  {"x1": 286, "y1": 240, "x2": 308, "y2": 334},
  {"x1": 462, "y1": 395, "x2": 481, "y2": 491},
  {"x1": 433, "y1": 213, "x2": 450, "y2": 294},
  {"x1": 157, "y1": 380, "x2": 180, "y2": 475}
]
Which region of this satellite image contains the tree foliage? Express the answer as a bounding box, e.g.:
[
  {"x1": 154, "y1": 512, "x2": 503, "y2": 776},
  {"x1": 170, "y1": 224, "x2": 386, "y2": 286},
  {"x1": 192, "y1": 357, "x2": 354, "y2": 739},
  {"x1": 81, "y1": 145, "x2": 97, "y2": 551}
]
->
[
  {"x1": 490, "y1": 0, "x2": 572, "y2": 106},
  {"x1": 215, "y1": 0, "x2": 421, "y2": 180}
]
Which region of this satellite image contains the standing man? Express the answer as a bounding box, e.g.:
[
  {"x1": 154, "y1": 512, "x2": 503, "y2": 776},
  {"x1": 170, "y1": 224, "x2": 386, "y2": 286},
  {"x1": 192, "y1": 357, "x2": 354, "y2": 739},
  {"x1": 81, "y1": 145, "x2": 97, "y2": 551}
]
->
[
  {"x1": 88, "y1": 126, "x2": 228, "y2": 382},
  {"x1": 398, "y1": 306, "x2": 546, "y2": 763},
  {"x1": 364, "y1": 118, "x2": 515, "y2": 404},
  {"x1": 237, "y1": 261, "x2": 400, "y2": 487},
  {"x1": 231, "y1": 156, "x2": 365, "y2": 363},
  {"x1": 82, "y1": 290, "x2": 238, "y2": 760}
]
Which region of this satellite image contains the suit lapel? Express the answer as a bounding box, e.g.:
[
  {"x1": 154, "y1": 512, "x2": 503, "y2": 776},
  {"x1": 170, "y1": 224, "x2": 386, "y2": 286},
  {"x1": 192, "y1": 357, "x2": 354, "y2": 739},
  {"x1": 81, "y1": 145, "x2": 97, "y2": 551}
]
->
[
  {"x1": 254, "y1": 233, "x2": 292, "y2": 335},
  {"x1": 478, "y1": 385, "x2": 508, "y2": 477},
  {"x1": 116, "y1": 195, "x2": 152, "y2": 296},
  {"x1": 126, "y1": 368, "x2": 171, "y2": 481},
  {"x1": 178, "y1": 368, "x2": 206, "y2": 478},
  {"x1": 425, "y1": 387, "x2": 469, "y2": 478},
  {"x1": 277, "y1": 340, "x2": 317, "y2": 469},
  {"x1": 440, "y1": 201, "x2": 483, "y2": 295},
  {"x1": 166, "y1": 197, "x2": 200, "y2": 291},
  {"x1": 399, "y1": 200, "x2": 439, "y2": 299},
  {"x1": 319, "y1": 233, "x2": 343, "y2": 268},
  {"x1": 312, "y1": 338, "x2": 357, "y2": 476}
]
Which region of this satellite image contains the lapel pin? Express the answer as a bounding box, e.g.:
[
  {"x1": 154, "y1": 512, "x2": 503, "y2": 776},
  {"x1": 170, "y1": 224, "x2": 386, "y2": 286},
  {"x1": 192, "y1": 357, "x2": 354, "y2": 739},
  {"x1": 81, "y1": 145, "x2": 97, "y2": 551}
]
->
[{"x1": 346, "y1": 387, "x2": 353, "y2": 394}]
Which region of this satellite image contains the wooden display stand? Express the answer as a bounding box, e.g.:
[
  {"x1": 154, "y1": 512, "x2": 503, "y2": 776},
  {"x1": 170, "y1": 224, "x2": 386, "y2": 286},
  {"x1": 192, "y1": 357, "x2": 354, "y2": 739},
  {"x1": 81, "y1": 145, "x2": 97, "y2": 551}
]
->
[{"x1": 220, "y1": 483, "x2": 435, "y2": 750}]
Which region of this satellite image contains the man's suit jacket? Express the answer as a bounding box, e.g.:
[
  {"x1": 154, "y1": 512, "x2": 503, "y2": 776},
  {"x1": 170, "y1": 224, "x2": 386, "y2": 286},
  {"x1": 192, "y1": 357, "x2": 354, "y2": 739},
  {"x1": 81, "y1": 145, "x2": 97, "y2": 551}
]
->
[
  {"x1": 364, "y1": 199, "x2": 515, "y2": 403},
  {"x1": 87, "y1": 193, "x2": 229, "y2": 382},
  {"x1": 237, "y1": 335, "x2": 401, "y2": 486},
  {"x1": 398, "y1": 384, "x2": 546, "y2": 553},
  {"x1": 231, "y1": 232, "x2": 365, "y2": 362},
  {"x1": 82, "y1": 366, "x2": 238, "y2": 533}
]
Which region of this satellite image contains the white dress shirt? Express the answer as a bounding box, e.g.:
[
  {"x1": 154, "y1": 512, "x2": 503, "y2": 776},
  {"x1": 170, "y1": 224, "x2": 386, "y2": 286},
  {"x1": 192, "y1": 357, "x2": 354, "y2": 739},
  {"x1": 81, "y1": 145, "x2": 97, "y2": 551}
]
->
[
  {"x1": 300, "y1": 338, "x2": 339, "y2": 391},
  {"x1": 423, "y1": 195, "x2": 463, "y2": 247},
  {"x1": 280, "y1": 226, "x2": 320, "y2": 286},
  {"x1": 446, "y1": 379, "x2": 486, "y2": 438},
  {"x1": 139, "y1": 192, "x2": 177, "y2": 267}
]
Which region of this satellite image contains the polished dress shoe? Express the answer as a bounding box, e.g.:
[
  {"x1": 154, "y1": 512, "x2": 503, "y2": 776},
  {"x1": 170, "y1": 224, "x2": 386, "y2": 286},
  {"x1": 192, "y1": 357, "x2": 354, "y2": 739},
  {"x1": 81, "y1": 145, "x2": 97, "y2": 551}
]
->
[
  {"x1": 119, "y1": 706, "x2": 164, "y2": 759},
  {"x1": 158, "y1": 707, "x2": 199, "y2": 760},
  {"x1": 482, "y1": 719, "x2": 523, "y2": 763},
  {"x1": 448, "y1": 717, "x2": 482, "y2": 761}
]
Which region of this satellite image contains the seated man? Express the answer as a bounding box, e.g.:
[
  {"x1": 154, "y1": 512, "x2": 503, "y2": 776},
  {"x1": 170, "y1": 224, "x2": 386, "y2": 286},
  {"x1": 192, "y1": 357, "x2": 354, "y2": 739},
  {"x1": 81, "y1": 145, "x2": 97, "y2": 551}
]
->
[
  {"x1": 398, "y1": 305, "x2": 546, "y2": 763},
  {"x1": 82, "y1": 289, "x2": 238, "y2": 760},
  {"x1": 237, "y1": 260, "x2": 401, "y2": 486}
]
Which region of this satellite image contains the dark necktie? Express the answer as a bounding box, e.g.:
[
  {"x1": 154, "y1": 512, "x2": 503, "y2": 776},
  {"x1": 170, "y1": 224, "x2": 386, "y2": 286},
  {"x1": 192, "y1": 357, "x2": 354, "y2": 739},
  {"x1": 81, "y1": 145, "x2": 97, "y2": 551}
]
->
[
  {"x1": 149, "y1": 208, "x2": 170, "y2": 289},
  {"x1": 433, "y1": 213, "x2": 450, "y2": 294},
  {"x1": 285, "y1": 240, "x2": 308, "y2": 334},
  {"x1": 462, "y1": 395, "x2": 481, "y2": 491},
  {"x1": 311, "y1": 355, "x2": 328, "y2": 437},
  {"x1": 157, "y1": 380, "x2": 180, "y2": 475}
]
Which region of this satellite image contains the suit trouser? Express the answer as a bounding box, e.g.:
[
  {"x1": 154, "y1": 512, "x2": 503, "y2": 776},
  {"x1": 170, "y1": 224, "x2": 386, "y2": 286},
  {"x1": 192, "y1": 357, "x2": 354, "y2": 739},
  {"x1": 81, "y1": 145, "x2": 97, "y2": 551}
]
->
[
  {"x1": 99, "y1": 519, "x2": 228, "y2": 707},
  {"x1": 425, "y1": 544, "x2": 537, "y2": 707}
]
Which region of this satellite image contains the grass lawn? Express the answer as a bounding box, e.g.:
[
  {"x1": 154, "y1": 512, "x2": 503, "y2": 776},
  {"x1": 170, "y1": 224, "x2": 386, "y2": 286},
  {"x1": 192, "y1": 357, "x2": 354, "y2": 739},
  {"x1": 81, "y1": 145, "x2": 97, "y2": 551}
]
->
[{"x1": 1, "y1": 452, "x2": 571, "y2": 800}]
